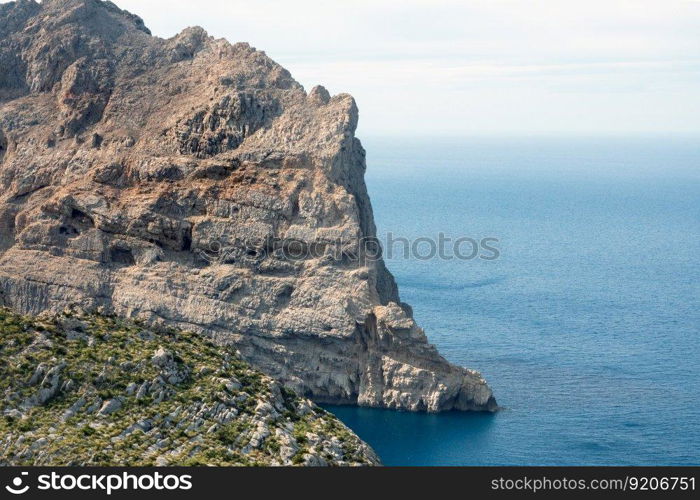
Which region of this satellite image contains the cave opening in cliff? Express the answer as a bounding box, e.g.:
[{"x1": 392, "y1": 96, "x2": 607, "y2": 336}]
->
[{"x1": 0, "y1": 129, "x2": 7, "y2": 163}]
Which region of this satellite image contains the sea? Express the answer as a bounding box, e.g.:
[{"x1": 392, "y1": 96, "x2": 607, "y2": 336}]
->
[{"x1": 325, "y1": 135, "x2": 700, "y2": 466}]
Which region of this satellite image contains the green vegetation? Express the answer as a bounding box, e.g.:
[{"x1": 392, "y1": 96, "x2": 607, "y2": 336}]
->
[{"x1": 0, "y1": 309, "x2": 377, "y2": 466}]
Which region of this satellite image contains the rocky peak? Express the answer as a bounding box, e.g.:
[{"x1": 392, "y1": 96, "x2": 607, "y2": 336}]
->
[
  {"x1": 28, "y1": 0, "x2": 150, "y2": 35},
  {"x1": 167, "y1": 26, "x2": 211, "y2": 61}
]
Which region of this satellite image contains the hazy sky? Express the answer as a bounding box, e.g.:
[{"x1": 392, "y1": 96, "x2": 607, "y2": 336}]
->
[{"x1": 8, "y1": 0, "x2": 700, "y2": 136}]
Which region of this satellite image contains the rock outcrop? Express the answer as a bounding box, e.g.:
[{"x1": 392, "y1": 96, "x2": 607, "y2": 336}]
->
[
  {"x1": 0, "y1": 0, "x2": 496, "y2": 412},
  {"x1": 0, "y1": 309, "x2": 379, "y2": 466}
]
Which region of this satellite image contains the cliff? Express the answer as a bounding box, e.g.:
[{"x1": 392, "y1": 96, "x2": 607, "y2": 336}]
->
[
  {"x1": 0, "y1": 0, "x2": 496, "y2": 412},
  {"x1": 0, "y1": 309, "x2": 380, "y2": 466}
]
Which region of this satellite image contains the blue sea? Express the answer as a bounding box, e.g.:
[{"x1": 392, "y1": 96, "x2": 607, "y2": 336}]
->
[{"x1": 326, "y1": 136, "x2": 700, "y2": 466}]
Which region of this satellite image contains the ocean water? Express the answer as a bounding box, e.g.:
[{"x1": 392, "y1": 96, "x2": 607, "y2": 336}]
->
[{"x1": 326, "y1": 136, "x2": 700, "y2": 466}]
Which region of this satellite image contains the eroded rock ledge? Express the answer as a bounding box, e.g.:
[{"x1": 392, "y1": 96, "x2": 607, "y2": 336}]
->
[{"x1": 0, "y1": 0, "x2": 497, "y2": 412}]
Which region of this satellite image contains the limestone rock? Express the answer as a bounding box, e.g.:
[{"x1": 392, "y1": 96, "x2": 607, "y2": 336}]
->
[
  {"x1": 97, "y1": 398, "x2": 122, "y2": 416},
  {"x1": 151, "y1": 347, "x2": 172, "y2": 367},
  {"x1": 0, "y1": 0, "x2": 496, "y2": 412}
]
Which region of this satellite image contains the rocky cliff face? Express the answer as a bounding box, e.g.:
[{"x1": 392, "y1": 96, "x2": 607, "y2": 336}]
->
[{"x1": 0, "y1": 0, "x2": 496, "y2": 412}]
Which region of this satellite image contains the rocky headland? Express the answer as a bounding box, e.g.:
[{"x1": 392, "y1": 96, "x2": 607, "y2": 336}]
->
[{"x1": 0, "y1": 0, "x2": 496, "y2": 412}]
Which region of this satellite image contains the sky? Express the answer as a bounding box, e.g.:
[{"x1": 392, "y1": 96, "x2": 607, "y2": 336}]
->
[{"x1": 6, "y1": 0, "x2": 700, "y2": 136}]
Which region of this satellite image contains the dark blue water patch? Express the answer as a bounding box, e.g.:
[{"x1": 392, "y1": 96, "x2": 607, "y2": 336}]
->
[
  {"x1": 323, "y1": 405, "x2": 500, "y2": 466},
  {"x1": 326, "y1": 136, "x2": 700, "y2": 466}
]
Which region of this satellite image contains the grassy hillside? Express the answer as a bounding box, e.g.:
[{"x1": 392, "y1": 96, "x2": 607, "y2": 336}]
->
[{"x1": 0, "y1": 309, "x2": 379, "y2": 466}]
